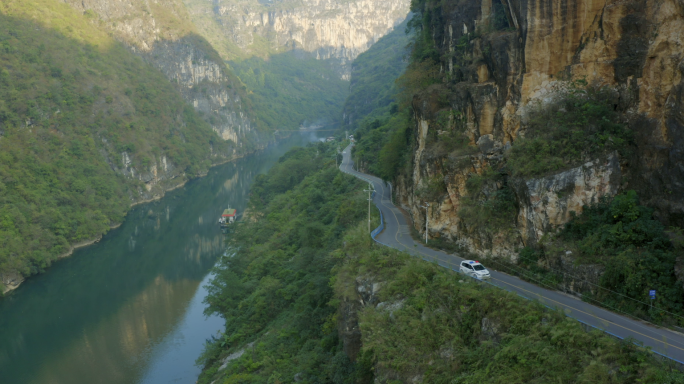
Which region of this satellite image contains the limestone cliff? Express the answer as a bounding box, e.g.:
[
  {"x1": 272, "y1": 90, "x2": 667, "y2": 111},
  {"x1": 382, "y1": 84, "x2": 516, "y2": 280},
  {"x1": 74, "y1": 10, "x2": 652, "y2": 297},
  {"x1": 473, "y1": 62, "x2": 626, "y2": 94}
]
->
[
  {"x1": 184, "y1": 0, "x2": 411, "y2": 79},
  {"x1": 396, "y1": 0, "x2": 684, "y2": 256},
  {"x1": 148, "y1": 38, "x2": 256, "y2": 149}
]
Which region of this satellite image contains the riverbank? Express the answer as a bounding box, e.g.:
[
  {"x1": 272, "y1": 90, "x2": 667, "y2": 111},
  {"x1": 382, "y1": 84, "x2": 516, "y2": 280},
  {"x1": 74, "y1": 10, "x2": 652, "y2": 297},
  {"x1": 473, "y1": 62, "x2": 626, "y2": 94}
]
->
[
  {"x1": 0, "y1": 140, "x2": 279, "y2": 297},
  {"x1": 0, "y1": 133, "x2": 317, "y2": 384},
  {"x1": 0, "y1": 221, "x2": 126, "y2": 295}
]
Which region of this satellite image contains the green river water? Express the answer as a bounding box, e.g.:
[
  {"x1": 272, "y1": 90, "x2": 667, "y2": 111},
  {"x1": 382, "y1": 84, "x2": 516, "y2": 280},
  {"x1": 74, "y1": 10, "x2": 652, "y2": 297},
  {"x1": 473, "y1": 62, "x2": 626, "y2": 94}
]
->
[{"x1": 0, "y1": 133, "x2": 321, "y2": 384}]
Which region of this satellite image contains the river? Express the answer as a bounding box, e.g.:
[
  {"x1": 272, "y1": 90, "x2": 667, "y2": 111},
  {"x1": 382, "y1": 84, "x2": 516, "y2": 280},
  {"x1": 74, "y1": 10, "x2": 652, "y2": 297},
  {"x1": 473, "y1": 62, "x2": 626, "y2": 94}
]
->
[{"x1": 0, "y1": 133, "x2": 325, "y2": 384}]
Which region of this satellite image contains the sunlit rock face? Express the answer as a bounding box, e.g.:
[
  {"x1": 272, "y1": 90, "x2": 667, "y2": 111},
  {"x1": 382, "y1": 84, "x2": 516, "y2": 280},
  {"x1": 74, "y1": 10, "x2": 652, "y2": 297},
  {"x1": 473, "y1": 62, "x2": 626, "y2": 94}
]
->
[
  {"x1": 203, "y1": 0, "x2": 411, "y2": 79},
  {"x1": 149, "y1": 39, "x2": 254, "y2": 149},
  {"x1": 393, "y1": 0, "x2": 684, "y2": 256}
]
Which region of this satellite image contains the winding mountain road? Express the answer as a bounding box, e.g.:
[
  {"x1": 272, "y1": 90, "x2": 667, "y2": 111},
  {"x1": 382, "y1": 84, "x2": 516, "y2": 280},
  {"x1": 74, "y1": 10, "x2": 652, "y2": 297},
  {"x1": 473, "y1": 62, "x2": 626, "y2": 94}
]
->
[{"x1": 340, "y1": 144, "x2": 684, "y2": 364}]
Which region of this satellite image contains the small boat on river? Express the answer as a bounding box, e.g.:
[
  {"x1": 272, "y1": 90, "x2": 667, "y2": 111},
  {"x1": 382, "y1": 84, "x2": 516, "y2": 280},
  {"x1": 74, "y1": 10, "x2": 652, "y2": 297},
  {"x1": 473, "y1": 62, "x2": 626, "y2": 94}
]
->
[{"x1": 219, "y1": 208, "x2": 237, "y2": 228}]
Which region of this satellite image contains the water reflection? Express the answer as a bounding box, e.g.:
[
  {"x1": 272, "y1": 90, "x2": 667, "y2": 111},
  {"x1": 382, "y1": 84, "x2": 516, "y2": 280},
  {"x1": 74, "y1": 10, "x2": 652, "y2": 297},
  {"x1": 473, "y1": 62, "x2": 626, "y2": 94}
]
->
[{"x1": 0, "y1": 134, "x2": 318, "y2": 384}]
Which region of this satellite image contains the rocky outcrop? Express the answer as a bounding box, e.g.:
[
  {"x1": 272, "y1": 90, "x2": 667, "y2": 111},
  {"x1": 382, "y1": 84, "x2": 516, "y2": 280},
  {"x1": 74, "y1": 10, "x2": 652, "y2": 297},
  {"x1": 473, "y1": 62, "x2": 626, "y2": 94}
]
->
[
  {"x1": 146, "y1": 38, "x2": 256, "y2": 149},
  {"x1": 396, "y1": 0, "x2": 684, "y2": 256},
  {"x1": 338, "y1": 273, "x2": 383, "y2": 361},
  {"x1": 513, "y1": 153, "x2": 622, "y2": 246},
  {"x1": 1, "y1": 271, "x2": 23, "y2": 295},
  {"x1": 186, "y1": 0, "x2": 411, "y2": 79}
]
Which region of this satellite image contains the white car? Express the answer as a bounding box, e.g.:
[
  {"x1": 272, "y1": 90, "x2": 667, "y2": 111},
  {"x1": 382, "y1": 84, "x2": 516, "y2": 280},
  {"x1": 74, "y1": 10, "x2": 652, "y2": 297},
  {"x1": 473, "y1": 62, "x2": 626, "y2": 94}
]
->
[{"x1": 459, "y1": 260, "x2": 491, "y2": 280}]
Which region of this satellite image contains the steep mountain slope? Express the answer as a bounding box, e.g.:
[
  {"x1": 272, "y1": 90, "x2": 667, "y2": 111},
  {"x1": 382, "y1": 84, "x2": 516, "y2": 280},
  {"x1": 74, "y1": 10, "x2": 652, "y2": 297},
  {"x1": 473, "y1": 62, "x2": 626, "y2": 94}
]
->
[
  {"x1": 351, "y1": 0, "x2": 684, "y2": 249},
  {"x1": 0, "y1": 0, "x2": 238, "y2": 294},
  {"x1": 61, "y1": 0, "x2": 264, "y2": 151},
  {"x1": 342, "y1": 18, "x2": 410, "y2": 129},
  {"x1": 349, "y1": 0, "x2": 684, "y2": 325},
  {"x1": 341, "y1": 19, "x2": 414, "y2": 180},
  {"x1": 230, "y1": 51, "x2": 349, "y2": 131},
  {"x1": 0, "y1": 0, "x2": 412, "y2": 295}
]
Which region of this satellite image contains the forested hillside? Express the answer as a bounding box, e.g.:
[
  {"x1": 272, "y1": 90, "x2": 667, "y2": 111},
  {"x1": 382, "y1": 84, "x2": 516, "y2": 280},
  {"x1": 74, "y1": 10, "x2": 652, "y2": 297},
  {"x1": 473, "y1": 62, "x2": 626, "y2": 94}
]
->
[
  {"x1": 342, "y1": 19, "x2": 410, "y2": 130},
  {"x1": 230, "y1": 52, "x2": 349, "y2": 131},
  {"x1": 60, "y1": 0, "x2": 268, "y2": 153},
  {"x1": 0, "y1": 1, "x2": 230, "y2": 293}
]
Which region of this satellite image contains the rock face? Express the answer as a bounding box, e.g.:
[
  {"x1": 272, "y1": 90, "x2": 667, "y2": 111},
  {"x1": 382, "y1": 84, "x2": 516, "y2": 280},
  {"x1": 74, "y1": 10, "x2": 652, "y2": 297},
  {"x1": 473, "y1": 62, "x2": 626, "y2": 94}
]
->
[
  {"x1": 513, "y1": 153, "x2": 622, "y2": 246},
  {"x1": 147, "y1": 38, "x2": 255, "y2": 147},
  {"x1": 186, "y1": 0, "x2": 411, "y2": 79},
  {"x1": 396, "y1": 0, "x2": 684, "y2": 256}
]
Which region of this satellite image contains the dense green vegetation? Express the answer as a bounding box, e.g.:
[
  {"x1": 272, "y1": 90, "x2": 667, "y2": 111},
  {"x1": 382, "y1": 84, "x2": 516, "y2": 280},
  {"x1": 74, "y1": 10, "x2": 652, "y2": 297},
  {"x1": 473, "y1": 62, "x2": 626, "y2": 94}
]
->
[
  {"x1": 475, "y1": 190, "x2": 684, "y2": 327},
  {"x1": 562, "y1": 191, "x2": 683, "y2": 321},
  {"x1": 345, "y1": 31, "x2": 435, "y2": 181},
  {"x1": 0, "y1": 5, "x2": 227, "y2": 290},
  {"x1": 336, "y1": 230, "x2": 684, "y2": 383},
  {"x1": 231, "y1": 53, "x2": 349, "y2": 131},
  {"x1": 352, "y1": 111, "x2": 413, "y2": 181},
  {"x1": 198, "y1": 142, "x2": 380, "y2": 383},
  {"x1": 342, "y1": 20, "x2": 409, "y2": 130},
  {"x1": 458, "y1": 168, "x2": 517, "y2": 234},
  {"x1": 351, "y1": 2, "x2": 445, "y2": 183},
  {"x1": 525, "y1": 191, "x2": 683, "y2": 324},
  {"x1": 508, "y1": 81, "x2": 633, "y2": 177}
]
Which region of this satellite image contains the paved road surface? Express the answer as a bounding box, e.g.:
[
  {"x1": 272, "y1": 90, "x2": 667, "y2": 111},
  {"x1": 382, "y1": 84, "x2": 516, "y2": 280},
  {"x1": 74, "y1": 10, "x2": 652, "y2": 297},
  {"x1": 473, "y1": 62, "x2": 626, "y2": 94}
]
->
[{"x1": 340, "y1": 144, "x2": 684, "y2": 364}]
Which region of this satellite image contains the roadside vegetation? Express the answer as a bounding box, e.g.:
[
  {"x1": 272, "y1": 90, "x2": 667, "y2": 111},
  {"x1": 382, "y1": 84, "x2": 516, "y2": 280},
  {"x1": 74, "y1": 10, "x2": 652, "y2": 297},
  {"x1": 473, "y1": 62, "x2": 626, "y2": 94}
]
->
[
  {"x1": 352, "y1": 0, "x2": 450, "y2": 183},
  {"x1": 506, "y1": 191, "x2": 684, "y2": 326},
  {"x1": 197, "y1": 142, "x2": 380, "y2": 383},
  {"x1": 347, "y1": 19, "x2": 416, "y2": 182},
  {"x1": 0, "y1": 5, "x2": 230, "y2": 290},
  {"x1": 337, "y1": 228, "x2": 684, "y2": 383}
]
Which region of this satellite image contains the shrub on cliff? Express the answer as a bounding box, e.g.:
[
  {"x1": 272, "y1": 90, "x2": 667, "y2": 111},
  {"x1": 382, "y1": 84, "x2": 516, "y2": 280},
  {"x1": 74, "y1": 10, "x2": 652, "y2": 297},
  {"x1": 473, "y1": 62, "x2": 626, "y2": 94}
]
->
[
  {"x1": 508, "y1": 81, "x2": 633, "y2": 178},
  {"x1": 458, "y1": 167, "x2": 518, "y2": 235},
  {"x1": 561, "y1": 190, "x2": 684, "y2": 323},
  {"x1": 511, "y1": 190, "x2": 684, "y2": 325}
]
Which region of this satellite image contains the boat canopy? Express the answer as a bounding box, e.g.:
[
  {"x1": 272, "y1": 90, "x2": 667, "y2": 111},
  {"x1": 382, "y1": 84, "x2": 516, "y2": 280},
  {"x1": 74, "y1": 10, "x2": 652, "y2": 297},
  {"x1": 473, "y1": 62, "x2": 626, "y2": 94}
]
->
[{"x1": 222, "y1": 209, "x2": 237, "y2": 217}]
